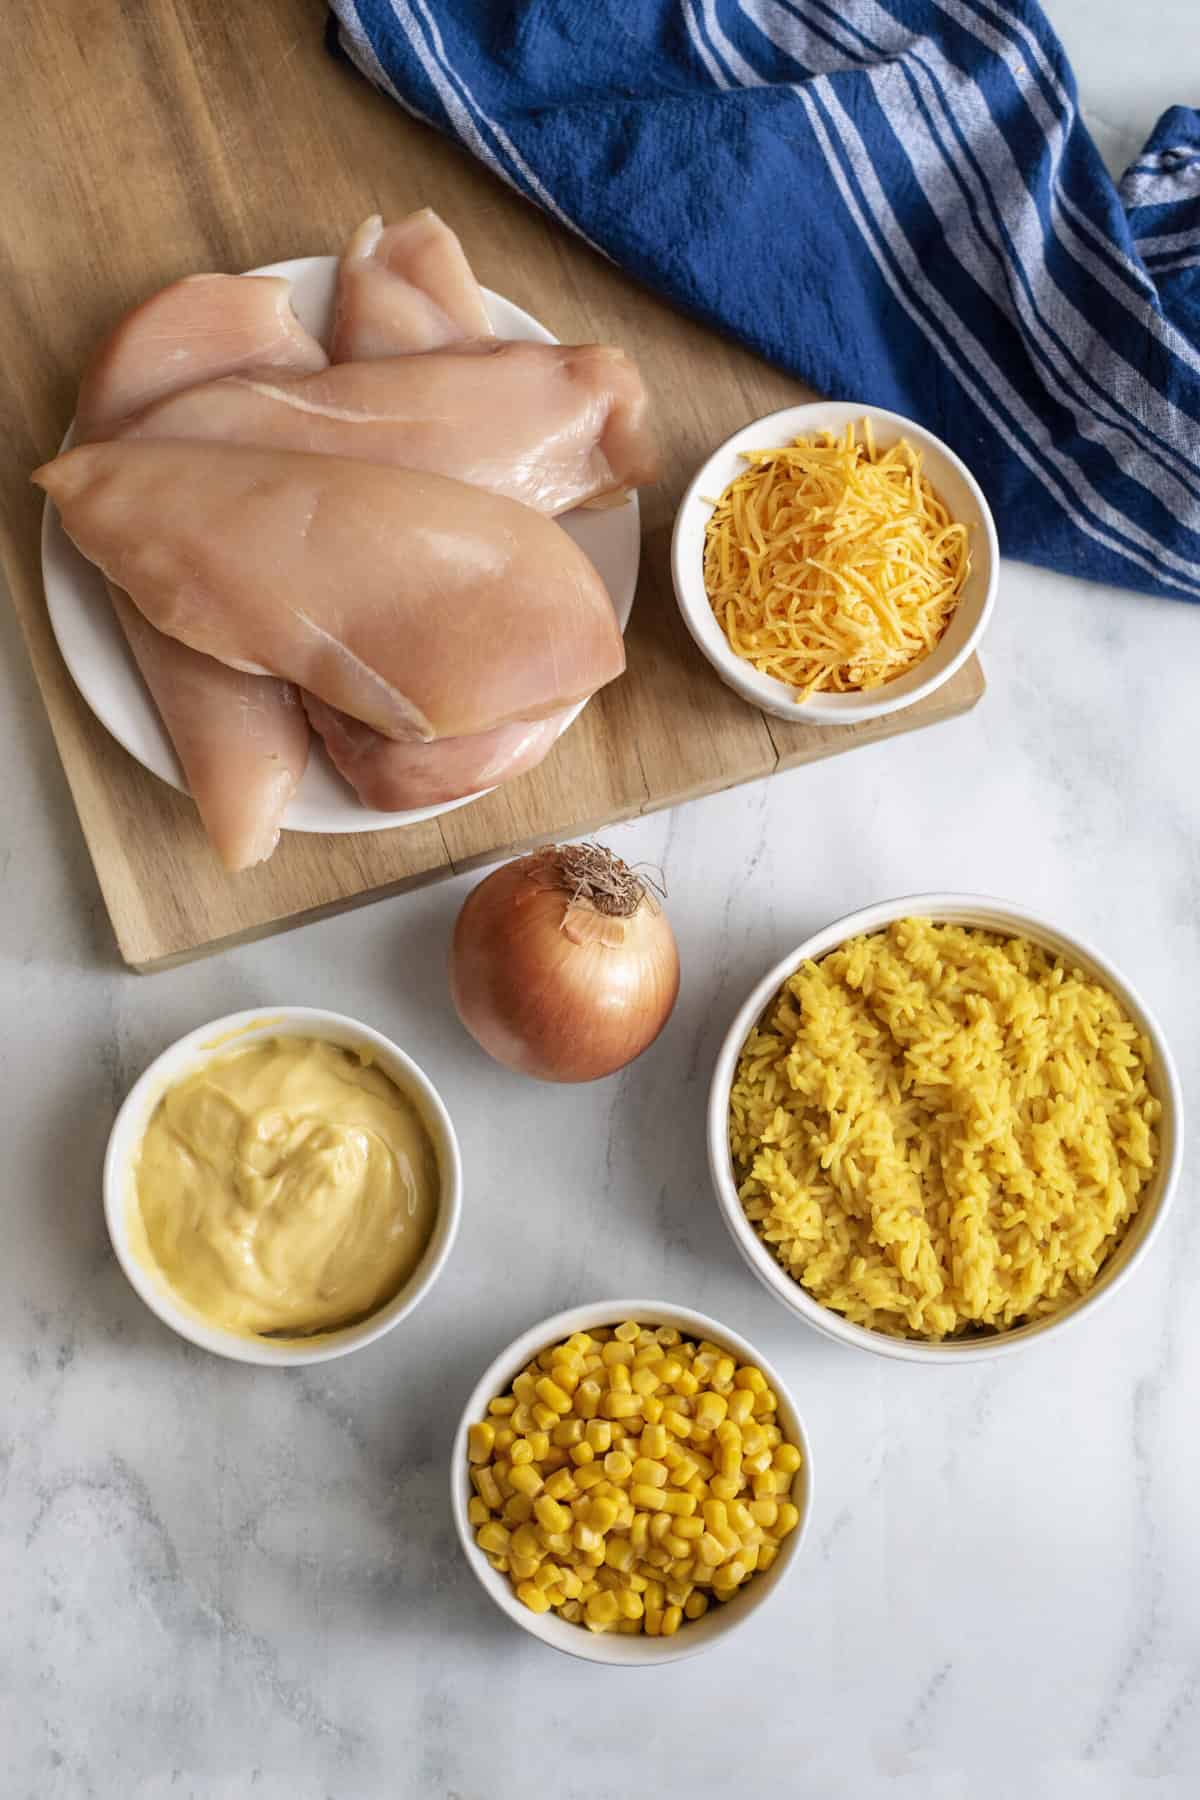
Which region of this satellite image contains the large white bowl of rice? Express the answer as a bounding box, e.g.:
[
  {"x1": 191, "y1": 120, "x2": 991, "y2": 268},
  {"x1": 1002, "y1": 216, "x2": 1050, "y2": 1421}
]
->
[{"x1": 708, "y1": 896, "x2": 1183, "y2": 1362}]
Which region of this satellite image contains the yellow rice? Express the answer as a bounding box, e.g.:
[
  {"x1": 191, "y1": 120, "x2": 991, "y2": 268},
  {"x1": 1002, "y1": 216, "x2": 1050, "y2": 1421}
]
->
[{"x1": 728, "y1": 919, "x2": 1160, "y2": 1340}]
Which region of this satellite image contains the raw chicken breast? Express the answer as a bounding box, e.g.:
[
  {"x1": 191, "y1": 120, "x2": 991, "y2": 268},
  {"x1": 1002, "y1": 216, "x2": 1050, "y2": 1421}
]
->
[
  {"x1": 112, "y1": 592, "x2": 308, "y2": 866},
  {"x1": 303, "y1": 695, "x2": 568, "y2": 810},
  {"x1": 115, "y1": 343, "x2": 660, "y2": 515},
  {"x1": 73, "y1": 273, "x2": 317, "y2": 871},
  {"x1": 34, "y1": 442, "x2": 626, "y2": 741},
  {"x1": 76, "y1": 274, "x2": 327, "y2": 439},
  {"x1": 314, "y1": 215, "x2": 577, "y2": 807},
  {"x1": 311, "y1": 216, "x2": 637, "y2": 809},
  {"x1": 330, "y1": 211, "x2": 494, "y2": 361}
]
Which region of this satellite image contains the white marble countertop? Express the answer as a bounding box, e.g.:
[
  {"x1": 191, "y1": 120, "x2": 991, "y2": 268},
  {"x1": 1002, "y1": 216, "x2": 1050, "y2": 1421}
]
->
[{"x1": 3, "y1": 5, "x2": 1198, "y2": 1795}]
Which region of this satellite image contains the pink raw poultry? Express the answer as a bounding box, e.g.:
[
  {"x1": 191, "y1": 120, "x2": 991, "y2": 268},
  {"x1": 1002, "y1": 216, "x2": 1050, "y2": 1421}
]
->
[
  {"x1": 76, "y1": 273, "x2": 328, "y2": 438},
  {"x1": 329, "y1": 211, "x2": 494, "y2": 360},
  {"x1": 310, "y1": 211, "x2": 634, "y2": 810},
  {"x1": 114, "y1": 342, "x2": 659, "y2": 516},
  {"x1": 34, "y1": 442, "x2": 627, "y2": 741},
  {"x1": 74, "y1": 273, "x2": 321, "y2": 869}
]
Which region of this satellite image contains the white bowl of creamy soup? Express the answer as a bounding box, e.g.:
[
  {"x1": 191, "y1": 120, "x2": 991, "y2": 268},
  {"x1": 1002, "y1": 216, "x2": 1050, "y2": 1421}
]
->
[{"x1": 104, "y1": 1008, "x2": 462, "y2": 1365}]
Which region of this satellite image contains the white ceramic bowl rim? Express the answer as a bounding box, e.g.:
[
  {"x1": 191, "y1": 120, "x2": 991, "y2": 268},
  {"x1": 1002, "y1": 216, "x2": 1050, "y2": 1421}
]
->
[
  {"x1": 451, "y1": 1298, "x2": 814, "y2": 1665},
  {"x1": 671, "y1": 401, "x2": 998, "y2": 725},
  {"x1": 708, "y1": 894, "x2": 1184, "y2": 1364},
  {"x1": 103, "y1": 1007, "x2": 463, "y2": 1366}
]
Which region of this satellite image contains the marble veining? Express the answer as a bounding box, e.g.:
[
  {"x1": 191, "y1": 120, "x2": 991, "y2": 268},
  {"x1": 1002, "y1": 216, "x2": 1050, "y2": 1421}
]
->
[{"x1": 4, "y1": 3, "x2": 1200, "y2": 1794}]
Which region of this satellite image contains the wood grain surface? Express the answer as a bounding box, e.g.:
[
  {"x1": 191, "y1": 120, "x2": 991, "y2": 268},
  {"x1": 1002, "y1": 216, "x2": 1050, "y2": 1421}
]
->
[{"x1": 0, "y1": 0, "x2": 984, "y2": 969}]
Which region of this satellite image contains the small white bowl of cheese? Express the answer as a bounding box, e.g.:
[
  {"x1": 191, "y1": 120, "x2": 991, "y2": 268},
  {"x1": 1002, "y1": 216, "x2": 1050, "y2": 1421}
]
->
[
  {"x1": 671, "y1": 401, "x2": 998, "y2": 725},
  {"x1": 104, "y1": 1007, "x2": 462, "y2": 1365}
]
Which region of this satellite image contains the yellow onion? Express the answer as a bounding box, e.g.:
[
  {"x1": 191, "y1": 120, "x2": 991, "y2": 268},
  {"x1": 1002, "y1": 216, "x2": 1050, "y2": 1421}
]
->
[{"x1": 449, "y1": 842, "x2": 680, "y2": 1082}]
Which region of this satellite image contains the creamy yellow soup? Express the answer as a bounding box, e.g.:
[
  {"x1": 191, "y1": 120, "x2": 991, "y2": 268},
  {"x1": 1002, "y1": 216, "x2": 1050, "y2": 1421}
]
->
[{"x1": 132, "y1": 1037, "x2": 439, "y2": 1337}]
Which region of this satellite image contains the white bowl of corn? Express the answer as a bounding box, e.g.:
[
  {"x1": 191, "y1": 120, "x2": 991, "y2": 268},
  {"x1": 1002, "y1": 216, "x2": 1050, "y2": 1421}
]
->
[{"x1": 451, "y1": 1300, "x2": 813, "y2": 1664}]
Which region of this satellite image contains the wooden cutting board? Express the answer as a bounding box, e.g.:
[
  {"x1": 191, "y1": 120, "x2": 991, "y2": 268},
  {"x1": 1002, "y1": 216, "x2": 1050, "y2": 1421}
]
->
[{"x1": 0, "y1": 0, "x2": 983, "y2": 970}]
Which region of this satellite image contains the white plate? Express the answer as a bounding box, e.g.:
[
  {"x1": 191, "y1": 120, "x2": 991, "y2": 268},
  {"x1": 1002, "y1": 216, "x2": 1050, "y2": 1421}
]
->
[{"x1": 41, "y1": 257, "x2": 640, "y2": 835}]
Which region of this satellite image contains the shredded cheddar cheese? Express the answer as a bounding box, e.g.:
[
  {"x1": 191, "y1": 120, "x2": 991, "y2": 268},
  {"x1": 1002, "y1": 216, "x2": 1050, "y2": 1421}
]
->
[{"x1": 702, "y1": 420, "x2": 970, "y2": 700}]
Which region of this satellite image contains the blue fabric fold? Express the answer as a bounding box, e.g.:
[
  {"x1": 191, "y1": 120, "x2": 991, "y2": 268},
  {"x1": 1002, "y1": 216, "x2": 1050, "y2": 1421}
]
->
[{"x1": 329, "y1": 1, "x2": 1200, "y2": 601}]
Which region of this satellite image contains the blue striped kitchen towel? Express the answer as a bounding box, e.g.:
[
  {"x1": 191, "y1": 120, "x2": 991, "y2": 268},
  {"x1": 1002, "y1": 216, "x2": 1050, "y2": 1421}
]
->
[{"x1": 328, "y1": 1, "x2": 1200, "y2": 601}]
